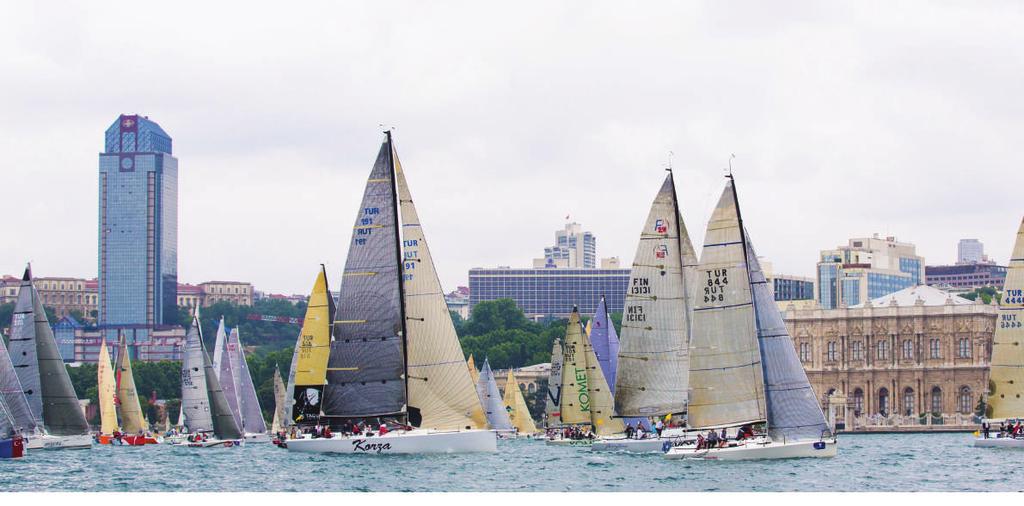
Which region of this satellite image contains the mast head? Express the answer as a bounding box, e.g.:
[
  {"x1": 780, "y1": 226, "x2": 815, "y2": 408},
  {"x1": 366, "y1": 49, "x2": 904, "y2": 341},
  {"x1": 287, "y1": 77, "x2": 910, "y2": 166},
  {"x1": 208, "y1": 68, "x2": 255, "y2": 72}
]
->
[{"x1": 22, "y1": 263, "x2": 32, "y2": 281}]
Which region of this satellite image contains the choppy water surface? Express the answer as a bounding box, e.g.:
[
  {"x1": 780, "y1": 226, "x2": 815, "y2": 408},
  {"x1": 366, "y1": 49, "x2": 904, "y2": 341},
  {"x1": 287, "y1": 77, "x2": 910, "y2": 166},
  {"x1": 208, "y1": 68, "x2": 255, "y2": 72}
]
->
[{"x1": 0, "y1": 432, "x2": 1019, "y2": 492}]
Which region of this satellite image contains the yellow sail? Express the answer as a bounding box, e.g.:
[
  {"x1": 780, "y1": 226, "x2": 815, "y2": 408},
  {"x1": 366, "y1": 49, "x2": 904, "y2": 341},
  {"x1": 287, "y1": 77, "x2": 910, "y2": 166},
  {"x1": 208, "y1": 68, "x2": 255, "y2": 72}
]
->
[
  {"x1": 295, "y1": 268, "x2": 332, "y2": 388},
  {"x1": 503, "y1": 369, "x2": 539, "y2": 434},
  {"x1": 988, "y1": 217, "x2": 1024, "y2": 420},
  {"x1": 467, "y1": 355, "x2": 481, "y2": 388},
  {"x1": 395, "y1": 149, "x2": 487, "y2": 430},
  {"x1": 97, "y1": 339, "x2": 118, "y2": 435},
  {"x1": 582, "y1": 329, "x2": 626, "y2": 436},
  {"x1": 585, "y1": 320, "x2": 592, "y2": 337},
  {"x1": 560, "y1": 309, "x2": 590, "y2": 425},
  {"x1": 115, "y1": 334, "x2": 148, "y2": 434}
]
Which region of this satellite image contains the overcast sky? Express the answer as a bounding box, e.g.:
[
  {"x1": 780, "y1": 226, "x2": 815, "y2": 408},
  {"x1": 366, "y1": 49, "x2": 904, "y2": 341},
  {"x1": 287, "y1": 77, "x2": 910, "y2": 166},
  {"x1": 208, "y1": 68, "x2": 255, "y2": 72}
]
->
[{"x1": 1, "y1": 2, "x2": 1022, "y2": 295}]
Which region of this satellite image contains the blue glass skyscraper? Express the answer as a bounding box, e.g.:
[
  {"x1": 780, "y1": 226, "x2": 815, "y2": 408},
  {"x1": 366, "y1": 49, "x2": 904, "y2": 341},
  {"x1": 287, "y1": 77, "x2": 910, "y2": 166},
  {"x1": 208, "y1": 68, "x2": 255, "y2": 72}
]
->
[{"x1": 98, "y1": 114, "x2": 178, "y2": 342}]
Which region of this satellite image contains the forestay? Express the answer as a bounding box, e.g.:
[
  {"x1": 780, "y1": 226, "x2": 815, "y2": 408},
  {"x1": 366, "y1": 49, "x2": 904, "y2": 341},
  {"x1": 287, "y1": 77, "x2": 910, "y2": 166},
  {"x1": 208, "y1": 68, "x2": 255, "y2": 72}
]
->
[{"x1": 988, "y1": 218, "x2": 1024, "y2": 420}]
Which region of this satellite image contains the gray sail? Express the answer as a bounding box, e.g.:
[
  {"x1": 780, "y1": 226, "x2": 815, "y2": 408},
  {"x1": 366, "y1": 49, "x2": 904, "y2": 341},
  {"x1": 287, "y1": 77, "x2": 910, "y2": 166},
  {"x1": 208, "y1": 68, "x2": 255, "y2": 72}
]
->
[
  {"x1": 8, "y1": 268, "x2": 89, "y2": 435},
  {"x1": 284, "y1": 332, "x2": 299, "y2": 427},
  {"x1": 0, "y1": 323, "x2": 37, "y2": 435},
  {"x1": 746, "y1": 240, "x2": 831, "y2": 441},
  {"x1": 217, "y1": 336, "x2": 242, "y2": 429},
  {"x1": 324, "y1": 136, "x2": 406, "y2": 418},
  {"x1": 181, "y1": 317, "x2": 214, "y2": 433},
  {"x1": 233, "y1": 329, "x2": 267, "y2": 434},
  {"x1": 0, "y1": 395, "x2": 14, "y2": 437},
  {"x1": 476, "y1": 359, "x2": 513, "y2": 431},
  {"x1": 203, "y1": 346, "x2": 243, "y2": 440},
  {"x1": 544, "y1": 338, "x2": 563, "y2": 428}
]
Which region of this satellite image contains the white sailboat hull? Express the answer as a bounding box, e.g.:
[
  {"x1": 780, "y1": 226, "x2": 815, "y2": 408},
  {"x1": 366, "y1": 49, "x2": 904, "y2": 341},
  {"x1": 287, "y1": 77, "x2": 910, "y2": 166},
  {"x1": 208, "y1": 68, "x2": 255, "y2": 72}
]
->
[
  {"x1": 243, "y1": 432, "x2": 272, "y2": 443},
  {"x1": 25, "y1": 433, "x2": 92, "y2": 450},
  {"x1": 664, "y1": 437, "x2": 837, "y2": 460},
  {"x1": 973, "y1": 436, "x2": 1024, "y2": 448},
  {"x1": 284, "y1": 429, "x2": 497, "y2": 455},
  {"x1": 172, "y1": 438, "x2": 244, "y2": 448},
  {"x1": 592, "y1": 437, "x2": 675, "y2": 453},
  {"x1": 544, "y1": 438, "x2": 593, "y2": 447}
]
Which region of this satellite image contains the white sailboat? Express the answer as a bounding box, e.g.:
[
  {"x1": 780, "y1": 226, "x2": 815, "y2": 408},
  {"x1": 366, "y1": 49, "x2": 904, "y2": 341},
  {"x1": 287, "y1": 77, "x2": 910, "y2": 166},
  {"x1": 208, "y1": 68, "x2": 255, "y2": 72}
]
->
[
  {"x1": 176, "y1": 307, "x2": 244, "y2": 448},
  {"x1": 284, "y1": 131, "x2": 494, "y2": 455},
  {"x1": 8, "y1": 267, "x2": 92, "y2": 450},
  {"x1": 286, "y1": 266, "x2": 334, "y2": 430},
  {"x1": 476, "y1": 358, "x2": 515, "y2": 438},
  {"x1": 230, "y1": 328, "x2": 270, "y2": 443},
  {"x1": 664, "y1": 176, "x2": 836, "y2": 460},
  {"x1": 594, "y1": 172, "x2": 698, "y2": 453},
  {"x1": 271, "y1": 367, "x2": 287, "y2": 434},
  {"x1": 974, "y1": 217, "x2": 1024, "y2": 448}
]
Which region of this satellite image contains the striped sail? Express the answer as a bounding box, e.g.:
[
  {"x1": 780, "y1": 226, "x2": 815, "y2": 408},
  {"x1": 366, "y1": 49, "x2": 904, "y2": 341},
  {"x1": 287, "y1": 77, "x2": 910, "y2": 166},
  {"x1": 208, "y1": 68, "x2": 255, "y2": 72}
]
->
[
  {"x1": 8, "y1": 268, "x2": 89, "y2": 436},
  {"x1": 476, "y1": 359, "x2": 513, "y2": 431},
  {"x1": 503, "y1": 369, "x2": 538, "y2": 434},
  {"x1": 545, "y1": 338, "x2": 563, "y2": 428},
  {"x1": 97, "y1": 339, "x2": 118, "y2": 435},
  {"x1": 115, "y1": 334, "x2": 147, "y2": 433},
  {"x1": 324, "y1": 135, "x2": 406, "y2": 419},
  {"x1": 233, "y1": 329, "x2": 267, "y2": 434},
  {"x1": 687, "y1": 181, "x2": 766, "y2": 429},
  {"x1": 396, "y1": 150, "x2": 487, "y2": 430},
  {"x1": 988, "y1": 217, "x2": 1024, "y2": 420},
  {"x1": 0, "y1": 323, "x2": 36, "y2": 436},
  {"x1": 181, "y1": 311, "x2": 214, "y2": 433},
  {"x1": 290, "y1": 266, "x2": 333, "y2": 426},
  {"x1": 614, "y1": 173, "x2": 695, "y2": 417},
  {"x1": 559, "y1": 309, "x2": 590, "y2": 425},
  {"x1": 271, "y1": 368, "x2": 286, "y2": 433}
]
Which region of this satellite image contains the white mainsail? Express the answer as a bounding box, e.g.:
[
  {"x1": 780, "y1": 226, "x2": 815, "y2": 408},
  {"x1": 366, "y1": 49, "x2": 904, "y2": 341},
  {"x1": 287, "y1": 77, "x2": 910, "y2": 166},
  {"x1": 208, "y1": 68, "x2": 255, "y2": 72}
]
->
[
  {"x1": 988, "y1": 218, "x2": 1024, "y2": 420},
  {"x1": 181, "y1": 310, "x2": 214, "y2": 433},
  {"x1": 614, "y1": 172, "x2": 696, "y2": 417},
  {"x1": 271, "y1": 367, "x2": 287, "y2": 433},
  {"x1": 476, "y1": 359, "x2": 513, "y2": 431}
]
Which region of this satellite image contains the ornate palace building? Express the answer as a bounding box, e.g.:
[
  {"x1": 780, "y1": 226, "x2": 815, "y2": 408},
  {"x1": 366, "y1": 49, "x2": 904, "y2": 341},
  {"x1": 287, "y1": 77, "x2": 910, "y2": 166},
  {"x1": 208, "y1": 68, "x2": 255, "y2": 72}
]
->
[{"x1": 781, "y1": 285, "x2": 997, "y2": 430}]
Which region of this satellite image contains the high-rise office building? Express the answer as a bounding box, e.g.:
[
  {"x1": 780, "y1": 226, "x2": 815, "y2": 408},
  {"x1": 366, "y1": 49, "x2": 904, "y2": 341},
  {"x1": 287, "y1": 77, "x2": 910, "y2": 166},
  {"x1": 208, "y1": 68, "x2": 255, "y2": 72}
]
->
[
  {"x1": 98, "y1": 114, "x2": 178, "y2": 346},
  {"x1": 533, "y1": 222, "x2": 596, "y2": 268},
  {"x1": 469, "y1": 267, "x2": 630, "y2": 318},
  {"x1": 817, "y1": 234, "x2": 924, "y2": 309},
  {"x1": 957, "y1": 239, "x2": 985, "y2": 265}
]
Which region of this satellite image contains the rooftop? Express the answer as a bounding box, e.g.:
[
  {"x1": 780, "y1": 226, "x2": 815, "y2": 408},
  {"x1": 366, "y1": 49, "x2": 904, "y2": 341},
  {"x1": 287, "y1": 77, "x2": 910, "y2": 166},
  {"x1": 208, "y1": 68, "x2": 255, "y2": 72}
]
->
[{"x1": 851, "y1": 284, "x2": 975, "y2": 308}]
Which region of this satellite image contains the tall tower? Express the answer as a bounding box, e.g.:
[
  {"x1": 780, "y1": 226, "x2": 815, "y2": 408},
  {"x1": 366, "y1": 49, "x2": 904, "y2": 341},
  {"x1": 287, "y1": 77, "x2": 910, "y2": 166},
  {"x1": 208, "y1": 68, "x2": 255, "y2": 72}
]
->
[{"x1": 98, "y1": 114, "x2": 178, "y2": 340}]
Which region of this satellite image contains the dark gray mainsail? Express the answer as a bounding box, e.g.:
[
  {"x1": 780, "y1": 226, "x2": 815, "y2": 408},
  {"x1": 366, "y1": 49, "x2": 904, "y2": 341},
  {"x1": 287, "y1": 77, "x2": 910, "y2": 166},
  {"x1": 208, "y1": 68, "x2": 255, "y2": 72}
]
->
[
  {"x1": 8, "y1": 268, "x2": 89, "y2": 436},
  {"x1": 234, "y1": 329, "x2": 267, "y2": 434},
  {"x1": 0, "y1": 395, "x2": 14, "y2": 437},
  {"x1": 323, "y1": 134, "x2": 406, "y2": 419},
  {"x1": 0, "y1": 321, "x2": 37, "y2": 435},
  {"x1": 746, "y1": 240, "x2": 831, "y2": 441}
]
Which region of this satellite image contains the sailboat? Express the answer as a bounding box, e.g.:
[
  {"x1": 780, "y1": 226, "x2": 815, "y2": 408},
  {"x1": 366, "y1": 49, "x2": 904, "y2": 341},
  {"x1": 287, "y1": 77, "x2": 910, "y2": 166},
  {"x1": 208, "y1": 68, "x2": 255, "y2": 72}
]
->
[
  {"x1": 176, "y1": 307, "x2": 244, "y2": 448},
  {"x1": 212, "y1": 318, "x2": 241, "y2": 432},
  {"x1": 664, "y1": 176, "x2": 836, "y2": 460},
  {"x1": 95, "y1": 339, "x2": 119, "y2": 444},
  {"x1": 0, "y1": 296, "x2": 38, "y2": 452},
  {"x1": 229, "y1": 328, "x2": 269, "y2": 442},
  {"x1": 271, "y1": 366, "x2": 287, "y2": 434},
  {"x1": 546, "y1": 307, "x2": 625, "y2": 446},
  {"x1": 287, "y1": 266, "x2": 334, "y2": 429},
  {"x1": 0, "y1": 393, "x2": 24, "y2": 458},
  {"x1": 8, "y1": 266, "x2": 92, "y2": 450},
  {"x1": 114, "y1": 333, "x2": 158, "y2": 445},
  {"x1": 503, "y1": 369, "x2": 540, "y2": 436},
  {"x1": 285, "y1": 131, "x2": 494, "y2": 455},
  {"x1": 467, "y1": 355, "x2": 481, "y2": 388},
  {"x1": 974, "y1": 217, "x2": 1024, "y2": 448},
  {"x1": 594, "y1": 173, "x2": 698, "y2": 453},
  {"x1": 476, "y1": 358, "x2": 514, "y2": 438},
  {"x1": 544, "y1": 337, "x2": 563, "y2": 432}
]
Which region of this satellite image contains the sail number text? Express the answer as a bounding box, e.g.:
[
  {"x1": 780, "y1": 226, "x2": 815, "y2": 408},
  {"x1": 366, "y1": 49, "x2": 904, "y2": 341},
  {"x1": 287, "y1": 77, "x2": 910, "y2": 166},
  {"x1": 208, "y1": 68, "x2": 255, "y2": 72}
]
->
[
  {"x1": 704, "y1": 268, "x2": 728, "y2": 303},
  {"x1": 1001, "y1": 313, "x2": 1022, "y2": 329}
]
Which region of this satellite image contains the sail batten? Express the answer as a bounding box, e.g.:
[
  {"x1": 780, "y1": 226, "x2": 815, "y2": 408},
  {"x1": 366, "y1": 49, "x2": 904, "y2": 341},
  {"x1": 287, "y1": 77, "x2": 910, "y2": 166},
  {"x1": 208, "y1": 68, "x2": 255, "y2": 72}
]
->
[{"x1": 988, "y1": 218, "x2": 1024, "y2": 420}]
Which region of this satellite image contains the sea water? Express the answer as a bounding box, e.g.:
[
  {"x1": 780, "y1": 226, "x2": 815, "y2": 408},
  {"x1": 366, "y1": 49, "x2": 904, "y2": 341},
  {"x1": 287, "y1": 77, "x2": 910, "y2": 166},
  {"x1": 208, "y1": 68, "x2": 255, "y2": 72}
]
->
[{"x1": 0, "y1": 432, "x2": 1018, "y2": 492}]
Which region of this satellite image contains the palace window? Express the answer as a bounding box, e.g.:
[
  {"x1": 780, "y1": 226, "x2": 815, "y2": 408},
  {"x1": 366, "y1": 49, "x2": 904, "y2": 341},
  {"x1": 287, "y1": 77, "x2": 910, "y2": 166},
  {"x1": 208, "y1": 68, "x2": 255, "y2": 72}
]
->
[
  {"x1": 930, "y1": 386, "x2": 943, "y2": 414},
  {"x1": 853, "y1": 388, "x2": 864, "y2": 416},
  {"x1": 958, "y1": 338, "x2": 971, "y2": 358},
  {"x1": 929, "y1": 339, "x2": 941, "y2": 359},
  {"x1": 902, "y1": 339, "x2": 913, "y2": 360},
  {"x1": 851, "y1": 341, "x2": 863, "y2": 360},
  {"x1": 902, "y1": 387, "x2": 915, "y2": 416},
  {"x1": 957, "y1": 386, "x2": 972, "y2": 414},
  {"x1": 878, "y1": 387, "x2": 890, "y2": 416},
  {"x1": 827, "y1": 341, "x2": 837, "y2": 362},
  {"x1": 877, "y1": 340, "x2": 889, "y2": 360},
  {"x1": 799, "y1": 342, "x2": 811, "y2": 362}
]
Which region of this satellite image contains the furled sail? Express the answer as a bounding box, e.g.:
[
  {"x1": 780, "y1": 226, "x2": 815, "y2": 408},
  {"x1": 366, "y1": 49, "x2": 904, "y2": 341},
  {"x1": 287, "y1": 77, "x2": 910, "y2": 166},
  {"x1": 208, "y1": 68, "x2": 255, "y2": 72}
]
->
[
  {"x1": 988, "y1": 217, "x2": 1024, "y2": 420},
  {"x1": 545, "y1": 338, "x2": 563, "y2": 428},
  {"x1": 559, "y1": 309, "x2": 590, "y2": 425},
  {"x1": 476, "y1": 359, "x2": 513, "y2": 431},
  {"x1": 687, "y1": 180, "x2": 766, "y2": 429},
  {"x1": 233, "y1": 328, "x2": 267, "y2": 434},
  {"x1": 8, "y1": 267, "x2": 89, "y2": 436},
  {"x1": 181, "y1": 311, "x2": 214, "y2": 433},
  {"x1": 582, "y1": 327, "x2": 625, "y2": 436},
  {"x1": 203, "y1": 343, "x2": 243, "y2": 440},
  {"x1": 290, "y1": 266, "x2": 333, "y2": 426},
  {"x1": 503, "y1": 369, "x2": 538, "y2": 434},
  {"x1": 97, "y1": 339, "x2": 118, "y2": 435},
  {"x1": 115, "y1": 334, "x2": 148, "y2": 433},
  {"x1": 271, "y1": 367, "x2": 287, "y2": 433},
  {"x1": 395, "y1": 150, "x2": 486, "y2": 430},
  {"x1": 324, "y1": 136, "x2": 406, "y2": 419},
  {"x1": 615, "y1": 173, "x2": 695, "y2": 418},
  {"x1": 0, "y1": 324, "x2": 36, "y2": 435}
]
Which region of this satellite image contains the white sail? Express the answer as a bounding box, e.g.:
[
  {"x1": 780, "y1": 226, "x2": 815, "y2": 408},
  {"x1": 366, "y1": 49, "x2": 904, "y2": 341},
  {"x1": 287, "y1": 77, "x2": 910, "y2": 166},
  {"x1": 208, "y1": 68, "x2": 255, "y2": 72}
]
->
[
  {"x1": 615, "y1": 173, "x2": 695, "y2": 417},
  {"x1": 181, "y1": 311, "x2": 214, "y2": 433},
  {"x1": 97, "y1": 339, "x2": 118, "y2": 435},
  {"x1": 212, "y1": 317, "x2": 227, "y2": 380},
  {"x1": 687, "y1": 181, "x2": 766, "y2": 429},
  {"x1": 988, "y1": 217, "x2": 1024, "y2": 420},
  {"x1": 476, "y1": 359, "x2": 513, "y2": 431},
  {"x1": 271, "y1": 367, "x2": 287, "y2": 433},
  {"x1": 233, "y1": 328, "x2": 267, "y2": 434},
  {"x1": 395, "y1": 149, "x2": 487, "y2": 430},
  {"x1": 545, "y1": 338, "x2": 563, "y2": 428}
]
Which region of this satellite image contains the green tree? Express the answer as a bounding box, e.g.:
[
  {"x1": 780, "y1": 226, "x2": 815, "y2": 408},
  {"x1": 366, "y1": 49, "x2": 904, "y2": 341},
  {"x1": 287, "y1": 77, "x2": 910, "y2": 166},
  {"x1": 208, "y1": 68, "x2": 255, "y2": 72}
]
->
[
  {"x1": 958, "y1": 286, "x2": 1002, "y2": 305},
  {"x1": 456, "y1": 299, "x2": 566, "y2": 370}
]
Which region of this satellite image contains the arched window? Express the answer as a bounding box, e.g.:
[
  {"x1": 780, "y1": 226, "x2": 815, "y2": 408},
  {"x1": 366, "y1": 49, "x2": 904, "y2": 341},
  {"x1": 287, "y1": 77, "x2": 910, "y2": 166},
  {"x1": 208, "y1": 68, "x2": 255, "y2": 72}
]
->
[
  {"x1": 799, "y1": 342, "x2": 810, "y2": 362},
  {"x1": 853, "y1": 388, "x2": 864, "y2": 416},
  {"x1": 931, "y1": 386, "x2": 942, "y2": 414},
  {"x1": 902, "y1": 387, "x2": 914, "y2": 416},
  {"x1": 902, "y1": 340, "x2": 913, "y2": 359},
  {"x1": 827, "y1": 341, "x2": 837, "y2": 362},
  {"x1": 527, "y1": 383, "x2": 535, "y2": 393},
  {"x1": 958, "y1": 386, "x2": 972, "y2": 414},
  {"x1": 851, "y1": 341, "x2": 863, "y2": 360},
  {"x1": 930, "y1": 339, "x2": 941, "y2": 359},
  {"x1": 958, "y1": 338, "x2": 971, "y2": 358},
  {"x1": 877, "y1": 340, "x2": 889, "y2": 360},
  {"x1": 878, "y1": 388, "x2": 889, "y2": 416}
]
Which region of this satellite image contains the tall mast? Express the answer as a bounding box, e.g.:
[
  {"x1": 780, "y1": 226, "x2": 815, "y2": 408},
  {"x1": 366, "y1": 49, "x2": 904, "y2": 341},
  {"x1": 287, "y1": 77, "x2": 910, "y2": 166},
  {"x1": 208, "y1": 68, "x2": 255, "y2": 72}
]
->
[
  {"x1": 665, "y1": 168, "x2": 689, "y2": 416},
  {"x1": 386, "y1": 130, "x2": 411, "y2": 423}
]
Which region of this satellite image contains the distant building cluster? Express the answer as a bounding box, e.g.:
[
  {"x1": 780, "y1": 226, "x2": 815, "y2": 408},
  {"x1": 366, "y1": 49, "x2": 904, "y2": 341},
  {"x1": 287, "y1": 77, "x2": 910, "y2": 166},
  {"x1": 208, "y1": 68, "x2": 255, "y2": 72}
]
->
[
  {"x1": 925, "y1": 238, "x2": 1007, "y2": 292},
  {"x1": 817, "y1": 234, "x2": 925, "y2": 310}
]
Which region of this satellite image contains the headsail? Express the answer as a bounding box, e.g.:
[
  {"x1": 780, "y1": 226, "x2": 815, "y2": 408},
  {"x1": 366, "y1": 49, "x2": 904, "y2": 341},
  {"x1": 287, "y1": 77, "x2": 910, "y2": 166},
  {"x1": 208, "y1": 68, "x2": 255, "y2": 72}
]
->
[
  {"x1": 233, "y1": 328, "x2": 267, "y2": 434},
  {"x1": 115, "y1": 333, "x2": 148, "y2": 434},
  {"x1": 582, "y1": 326, "x2": 625, "y2": 436},
  {"x1": 271, "y1": 367, "x2": 287, "y2": 433},
  {"x1": 544, "y1": 338, "x2": 563, "y2": 428},
  {"x1": 203, "y1": 341, "x2": 243, "y2": 440},
  {"x1": 559, "y1": 309, "x2": 590, "y2": 425},
  {"x1": 290, "y1": 266, "x2": 333, "y2": 426},
  {"x1": 395, "y1": 148, "x2": 486, "y2": 430},
  {"x1": 687, "y1": 181, "x2": 766, "y2": 429},
  {"x1": 97, "y1": 339, "x2": 118, "y2": 435},
  {"x1": 212, "y1": 317, "x2": 227, "y2": 380},
  {"x1": 8, "y1": 267, "x2": 89, "y2": 435},
  {"x1": 222, "y1": 328, "x2": 244, "y2": 428},
  {"x1": 467, "y1": 355, "x2": 481, "y2": 390},
  {"x1": 615, "y1": 173, "x2": 694, "y2": 417},
  {"x1": 588, "y1": 296, "x2": 620, "y2": 392},
  {"x1": 323, "y1": 135, "x2": 406, "y2": 419},
  {"x1": 503, "y1": 369, "x2": 539, "y2": 434},
  {"x1": 476, "y1": 359, "x2": 513, "y2": 431},
  {"x1": 988, "y1": 217, "x2": 1024, "y2": 420}
]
